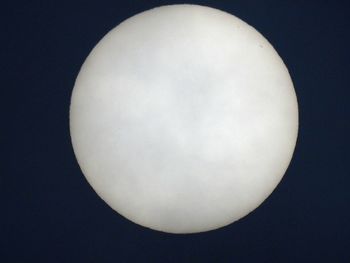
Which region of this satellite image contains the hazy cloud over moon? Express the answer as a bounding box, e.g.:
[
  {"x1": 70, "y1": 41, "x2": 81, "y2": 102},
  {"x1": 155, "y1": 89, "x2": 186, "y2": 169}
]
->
[{"x1": 70, "y1": 4, "x2": 298, "y2": 233}]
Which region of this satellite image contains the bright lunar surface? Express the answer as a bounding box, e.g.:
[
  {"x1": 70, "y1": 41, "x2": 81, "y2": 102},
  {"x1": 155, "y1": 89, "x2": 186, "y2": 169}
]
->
[{"x1": 70, "y1": 4, "x2": 298, "y2": 233}]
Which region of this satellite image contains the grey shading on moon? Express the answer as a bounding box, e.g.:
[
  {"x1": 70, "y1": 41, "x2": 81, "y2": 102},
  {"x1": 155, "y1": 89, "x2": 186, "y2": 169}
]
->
[{"x1": 70, "y1": 4, "x2": 298, "y2": 233}]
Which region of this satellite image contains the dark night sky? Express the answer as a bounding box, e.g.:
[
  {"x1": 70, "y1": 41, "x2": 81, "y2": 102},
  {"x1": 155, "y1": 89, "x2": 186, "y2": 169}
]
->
[{"x1": 2, "y1": 1, "x2": 350, "y2": 262}]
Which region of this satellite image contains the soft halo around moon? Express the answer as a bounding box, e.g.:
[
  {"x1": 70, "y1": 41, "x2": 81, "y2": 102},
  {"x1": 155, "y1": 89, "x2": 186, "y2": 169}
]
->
[{"x1": 70, "y1": 4, "x2": 298, "y2": 234}]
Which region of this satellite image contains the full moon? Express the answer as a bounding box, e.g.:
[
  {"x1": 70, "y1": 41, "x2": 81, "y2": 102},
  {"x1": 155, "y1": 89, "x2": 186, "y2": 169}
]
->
[{"x1": 70, "y1": 4, "x2": 298, "y2": 233}]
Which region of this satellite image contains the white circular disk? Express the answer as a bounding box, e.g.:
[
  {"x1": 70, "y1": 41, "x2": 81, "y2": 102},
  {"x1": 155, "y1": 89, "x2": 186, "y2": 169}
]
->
[{"x1": 70, "y1": 4, "x2": 298, "y2": 233}]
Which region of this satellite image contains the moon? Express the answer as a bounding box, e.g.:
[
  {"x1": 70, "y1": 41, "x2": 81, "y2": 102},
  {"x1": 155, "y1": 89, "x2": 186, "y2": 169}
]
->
[{"x1": 70, "y1": 4, "x2": 298, "y2": 233}]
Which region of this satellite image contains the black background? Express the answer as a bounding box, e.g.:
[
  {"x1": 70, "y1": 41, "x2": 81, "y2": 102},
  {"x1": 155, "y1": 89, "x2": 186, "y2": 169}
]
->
[{"x1": 2, "y1": 1, "x2": 350, "y2": 262}]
